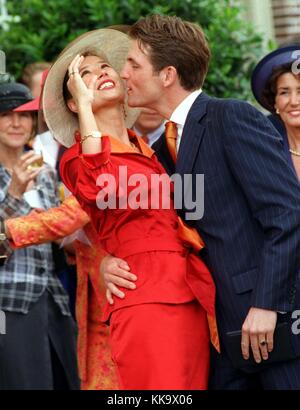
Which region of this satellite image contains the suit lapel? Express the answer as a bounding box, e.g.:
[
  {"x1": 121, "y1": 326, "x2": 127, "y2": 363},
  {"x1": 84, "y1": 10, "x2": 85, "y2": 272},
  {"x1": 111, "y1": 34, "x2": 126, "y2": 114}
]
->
[
  {"x1": 176, "y1": 92, "x2": 211, "y2": 175},
  {"x1": 153, "y1": 132, "x2": 176, "y2": 176}
]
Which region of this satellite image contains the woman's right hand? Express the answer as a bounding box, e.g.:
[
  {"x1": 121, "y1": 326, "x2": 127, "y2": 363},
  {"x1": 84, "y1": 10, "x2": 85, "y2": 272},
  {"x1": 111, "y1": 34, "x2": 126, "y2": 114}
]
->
[
  {"x1": 67, "y1": 54, "x2": 96, "y2": 108},
  {"x1": 8, "y1": 151, "x2": 43, "y2": 199}
]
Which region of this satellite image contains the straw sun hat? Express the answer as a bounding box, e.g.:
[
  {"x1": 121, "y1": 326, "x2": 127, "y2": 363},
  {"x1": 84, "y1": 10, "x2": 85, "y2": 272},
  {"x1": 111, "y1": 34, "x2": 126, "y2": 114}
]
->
[{"x1": 42, "y1": 28, "x2": 139, "y2": 147}]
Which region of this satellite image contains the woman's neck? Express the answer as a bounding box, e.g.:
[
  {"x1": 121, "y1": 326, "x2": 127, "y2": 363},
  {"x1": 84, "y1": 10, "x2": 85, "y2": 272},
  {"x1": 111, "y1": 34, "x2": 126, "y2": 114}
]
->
[
  {"x1": 286, "y1": 125, "x2": 300, "y2": 152},
  {"x1": 286, "y1": 125, "x2": 300, "y2": 181},
  {"x1": 0, "y1": 145, "x2": 23, "y2": 171},
  {"x1": 94, "y1": 105, "x2": 130, "y2": 144}
]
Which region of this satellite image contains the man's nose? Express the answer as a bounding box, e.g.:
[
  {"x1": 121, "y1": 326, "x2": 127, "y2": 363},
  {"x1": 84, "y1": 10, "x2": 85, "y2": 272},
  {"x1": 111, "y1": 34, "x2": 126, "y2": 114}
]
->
[{"x1": 120, "y1": 65, "x2": 128, "y2": 79}]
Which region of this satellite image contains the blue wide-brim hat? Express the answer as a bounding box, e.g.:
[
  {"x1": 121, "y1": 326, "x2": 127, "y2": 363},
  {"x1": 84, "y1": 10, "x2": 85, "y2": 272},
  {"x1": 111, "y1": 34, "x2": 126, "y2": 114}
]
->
[
  {"x1": 0, "y1": 82, "x2": 33, "y2": 113},
  {"x1": 251, "y1": 45, "x2": 300, "y2": 110}
]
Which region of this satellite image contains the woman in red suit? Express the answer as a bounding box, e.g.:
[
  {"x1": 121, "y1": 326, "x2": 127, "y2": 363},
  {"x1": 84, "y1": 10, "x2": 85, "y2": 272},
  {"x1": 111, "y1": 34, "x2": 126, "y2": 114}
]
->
[{"x1": 43, "y1": 29, "x2": 219, "y2": 390}]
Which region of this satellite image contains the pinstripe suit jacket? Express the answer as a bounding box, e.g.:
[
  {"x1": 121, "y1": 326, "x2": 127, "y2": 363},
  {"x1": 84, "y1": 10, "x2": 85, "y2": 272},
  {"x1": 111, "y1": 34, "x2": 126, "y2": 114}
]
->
[{"x1": 154, "y1": 92, "x2": 300, "y2": 353}]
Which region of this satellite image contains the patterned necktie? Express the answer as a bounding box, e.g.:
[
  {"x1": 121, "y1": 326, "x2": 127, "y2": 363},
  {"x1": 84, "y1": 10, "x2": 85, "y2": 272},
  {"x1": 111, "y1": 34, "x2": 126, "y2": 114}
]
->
[
  {"x1": 164, "y1": 122, "x2": 220, "y2": 352},
  {"x1": 164, "y1": 121, "x2": 178, "y2": 164}
]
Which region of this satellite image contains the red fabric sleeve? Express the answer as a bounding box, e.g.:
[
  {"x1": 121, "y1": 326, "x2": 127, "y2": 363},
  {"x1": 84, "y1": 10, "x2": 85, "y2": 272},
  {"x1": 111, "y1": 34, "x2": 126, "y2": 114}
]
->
[{"x1": 60, "y1": 136, "x2": 112, "y2": 206}]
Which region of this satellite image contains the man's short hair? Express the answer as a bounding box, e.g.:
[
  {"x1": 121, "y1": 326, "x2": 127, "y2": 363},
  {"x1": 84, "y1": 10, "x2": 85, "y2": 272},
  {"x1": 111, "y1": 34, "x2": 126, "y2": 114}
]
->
[{"x1": 129, "y1": 14, "x2": 210, "y2": 91}]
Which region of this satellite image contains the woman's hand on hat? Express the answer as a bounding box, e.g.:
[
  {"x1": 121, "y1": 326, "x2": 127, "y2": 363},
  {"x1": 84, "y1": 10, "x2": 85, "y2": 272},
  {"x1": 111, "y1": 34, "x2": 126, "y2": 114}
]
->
[
  {"x1": 8, "y1": 151, "x2": 43, "y2": 199},
  {"x1": 67, "y1": 54, "x2": 95, "y2": 108}
]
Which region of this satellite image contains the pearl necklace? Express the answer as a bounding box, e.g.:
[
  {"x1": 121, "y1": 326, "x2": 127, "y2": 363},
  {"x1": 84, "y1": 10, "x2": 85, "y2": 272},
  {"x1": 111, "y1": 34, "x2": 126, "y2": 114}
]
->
[{"x1": 289, "y1": 148, "x2": 300, "y2": 157}]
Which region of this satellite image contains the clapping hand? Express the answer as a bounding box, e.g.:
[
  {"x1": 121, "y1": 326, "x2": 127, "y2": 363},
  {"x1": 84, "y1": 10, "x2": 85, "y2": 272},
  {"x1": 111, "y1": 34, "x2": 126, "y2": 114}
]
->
[{"x1": 8, "y1": 151, "x2": 43, "y2": 199}]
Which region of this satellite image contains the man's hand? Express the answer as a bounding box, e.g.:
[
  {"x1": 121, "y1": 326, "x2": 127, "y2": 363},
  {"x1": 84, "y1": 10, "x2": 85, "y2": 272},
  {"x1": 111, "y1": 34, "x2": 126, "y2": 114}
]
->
[
  {"x1": 100, "y1": 255, "x2": 137, "y2": 305},
  {"x1": 241, "y1": 307, "x2": 277, "y2": 363}
]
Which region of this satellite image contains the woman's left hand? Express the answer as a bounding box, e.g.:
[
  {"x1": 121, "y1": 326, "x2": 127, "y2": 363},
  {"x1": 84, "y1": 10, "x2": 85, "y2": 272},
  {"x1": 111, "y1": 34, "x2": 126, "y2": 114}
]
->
[{"x1": 67, "y1": 54, "x2": 96, "y2": 107}]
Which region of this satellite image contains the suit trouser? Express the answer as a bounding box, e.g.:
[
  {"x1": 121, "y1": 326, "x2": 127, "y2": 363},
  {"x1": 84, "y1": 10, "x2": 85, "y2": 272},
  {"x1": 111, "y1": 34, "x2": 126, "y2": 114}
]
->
[
  {"x1": 209, "y1": 346, "x2": 300, "y2": 390},
  {"x1": 109, "y1": 301, "x2": 210, "y2": 390},
  {"x1": 0, "y1": 291, "x2": 80, "y2": 390}
]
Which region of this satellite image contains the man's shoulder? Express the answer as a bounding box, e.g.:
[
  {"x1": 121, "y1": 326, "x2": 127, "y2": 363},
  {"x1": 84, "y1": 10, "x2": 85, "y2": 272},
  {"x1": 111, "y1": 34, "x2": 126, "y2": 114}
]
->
[
  {"x1": 190, "y1": 93, "x2": 257, "y2": 119},
  {"x1": 204, "y1": 95, "x2": 256, "y2": 112},
  {"x1": 199, "y1": 96, "x2": 263, "y2": 126}
]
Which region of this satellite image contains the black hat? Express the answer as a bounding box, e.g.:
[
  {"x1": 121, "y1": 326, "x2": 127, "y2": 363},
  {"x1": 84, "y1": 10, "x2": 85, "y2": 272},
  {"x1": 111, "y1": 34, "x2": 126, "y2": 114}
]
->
[{"x1": 0, "y1": 82, "x2": 33, "y2": 113}]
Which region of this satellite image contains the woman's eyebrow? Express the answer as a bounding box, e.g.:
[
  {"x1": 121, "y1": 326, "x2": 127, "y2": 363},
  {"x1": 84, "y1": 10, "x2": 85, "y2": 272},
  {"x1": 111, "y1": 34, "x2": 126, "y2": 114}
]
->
[{"x1": 79, "y1": 59, "x2": 106, "y2": 73}]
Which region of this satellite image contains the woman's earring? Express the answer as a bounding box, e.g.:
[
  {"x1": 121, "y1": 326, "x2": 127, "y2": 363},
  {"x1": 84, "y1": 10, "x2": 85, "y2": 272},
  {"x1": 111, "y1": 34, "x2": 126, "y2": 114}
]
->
[{"x1": 276, "y1": 107, "x2": 280, "y2": 114}]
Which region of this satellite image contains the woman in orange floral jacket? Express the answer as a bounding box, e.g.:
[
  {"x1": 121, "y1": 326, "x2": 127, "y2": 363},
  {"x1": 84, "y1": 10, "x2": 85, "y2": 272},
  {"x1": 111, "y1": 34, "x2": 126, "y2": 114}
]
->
[{"x1": 5, "y1": 194, "x2": 119, "y2": 390}]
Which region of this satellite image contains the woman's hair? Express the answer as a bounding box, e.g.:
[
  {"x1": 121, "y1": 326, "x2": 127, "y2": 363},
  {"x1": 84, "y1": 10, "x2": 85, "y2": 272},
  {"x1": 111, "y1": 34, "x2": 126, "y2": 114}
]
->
[
  {"x1": 262, "y1": 62, "x2": 300, "y2": 113},
  {"x1": 129, "y1": 14, "x2": 210, "y2": 91},
  {"x1": 62, "y1": 48, "x2": 109, "y2": 103},
  {"x1": 28, "y1": 111, "x2": 37, "y2": 141}
]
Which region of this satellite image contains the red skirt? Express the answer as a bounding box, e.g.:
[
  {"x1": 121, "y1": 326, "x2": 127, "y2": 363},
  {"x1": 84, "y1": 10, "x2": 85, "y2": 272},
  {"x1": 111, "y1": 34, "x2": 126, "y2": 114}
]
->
[{"x1": 109, "y1": 301, "x2": 210, "y2": 390}]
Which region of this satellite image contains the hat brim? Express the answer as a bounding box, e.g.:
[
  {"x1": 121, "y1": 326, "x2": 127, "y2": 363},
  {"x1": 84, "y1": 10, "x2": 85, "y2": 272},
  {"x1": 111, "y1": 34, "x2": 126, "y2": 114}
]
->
[
  {"x1": 14, "y1": 97, "x2": 40, "y2": 112},
  {"x1": 251, "y1": 45, "x2": 300, "y2": 110},
  {"x1": 43, "y1": 28, "x2": 139, "y2": 147}
]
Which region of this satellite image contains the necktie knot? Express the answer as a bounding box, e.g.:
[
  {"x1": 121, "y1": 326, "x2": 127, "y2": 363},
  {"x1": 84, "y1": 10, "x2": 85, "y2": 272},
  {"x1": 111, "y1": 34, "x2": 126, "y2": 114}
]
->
[
  {"x1": 165, "y1": 121, "x2": 178, "y2": 164},
  {"x1": 165, "y1": 121, "x2": 178, "y2": 140}
]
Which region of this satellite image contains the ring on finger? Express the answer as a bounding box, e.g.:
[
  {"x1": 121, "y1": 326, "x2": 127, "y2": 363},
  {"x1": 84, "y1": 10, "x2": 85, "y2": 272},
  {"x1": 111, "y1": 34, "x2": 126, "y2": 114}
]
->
[{"x1": 259, "y1": 340, "x2": 267, "y2": 347}]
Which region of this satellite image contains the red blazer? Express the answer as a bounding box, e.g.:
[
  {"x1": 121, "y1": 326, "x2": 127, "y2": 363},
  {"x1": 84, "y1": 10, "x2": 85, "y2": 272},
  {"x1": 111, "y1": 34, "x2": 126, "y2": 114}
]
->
[{"x1": 60, "y1": 131, "x2": 219, "y2": 352}]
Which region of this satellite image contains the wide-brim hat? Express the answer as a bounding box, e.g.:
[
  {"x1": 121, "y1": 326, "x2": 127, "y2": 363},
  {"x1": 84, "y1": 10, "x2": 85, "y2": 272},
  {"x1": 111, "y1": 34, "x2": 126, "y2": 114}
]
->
[
  {"x1": 251, "y1": 45, "x2": 300, "y2": 110},
  {"x1": 42, "y1": 28, "x2": 139, "y2": 147},
  {"x1": 0, "y1": 82, "x2": 33, "y2": 113},
  {"x1": 14, "y1": 96, "x2": 40, "y2": 112}
]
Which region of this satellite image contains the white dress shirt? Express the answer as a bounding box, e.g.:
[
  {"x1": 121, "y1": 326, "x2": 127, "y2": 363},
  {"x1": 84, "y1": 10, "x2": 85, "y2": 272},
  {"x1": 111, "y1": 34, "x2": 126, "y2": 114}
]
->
[
  {"x1": 169, "y1": 89, "x2": 202, "y2": 152},
  {"x1": 33, "y1": 130, "x2": 59, "y2": 169},
  {"x1": 133, "y1": 121, "x2": 166, "y2": 147}
]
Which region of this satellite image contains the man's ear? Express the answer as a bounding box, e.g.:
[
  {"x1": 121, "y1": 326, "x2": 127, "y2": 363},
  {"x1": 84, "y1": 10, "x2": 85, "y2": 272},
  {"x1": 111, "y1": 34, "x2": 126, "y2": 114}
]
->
[
  {"x1": 159, "y1": 66, "x2": 177, "y2": 87},
  {"x1": 67, "y1": 99, "x2": 78, "y2": 113}
]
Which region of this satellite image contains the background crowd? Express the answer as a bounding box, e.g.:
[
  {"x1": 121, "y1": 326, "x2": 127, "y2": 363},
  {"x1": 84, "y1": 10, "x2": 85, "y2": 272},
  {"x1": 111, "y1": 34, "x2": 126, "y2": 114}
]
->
[{"x1": 0, "y1": 0, "x2": 300, "y2": 391}]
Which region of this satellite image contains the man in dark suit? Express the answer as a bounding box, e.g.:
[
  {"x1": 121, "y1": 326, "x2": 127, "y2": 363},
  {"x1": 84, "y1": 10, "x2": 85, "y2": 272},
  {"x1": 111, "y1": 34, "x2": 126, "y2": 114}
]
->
[{"x1": 101, "y1": 14, "x2": 300, "y2": 389}]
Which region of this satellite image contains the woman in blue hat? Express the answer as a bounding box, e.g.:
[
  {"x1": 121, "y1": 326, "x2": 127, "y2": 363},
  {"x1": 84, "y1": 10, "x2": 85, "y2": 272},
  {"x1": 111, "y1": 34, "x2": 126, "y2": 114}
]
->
[{"x1": 252, "y1": 45, "x2": 300, "y2": 180}]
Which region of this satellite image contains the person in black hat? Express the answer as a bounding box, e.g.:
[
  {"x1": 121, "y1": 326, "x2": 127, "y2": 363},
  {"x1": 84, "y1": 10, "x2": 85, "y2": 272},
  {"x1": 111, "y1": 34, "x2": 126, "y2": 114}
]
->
[
  {"x1": 0, "y1": 82, "x2": 32, "y2": 111},
  {"x1": 251, "y1": 45, "x2": 300, "y2": 180},
  {"x1": 0, "y1": 81, "x2": 79, "y2": 390}
]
